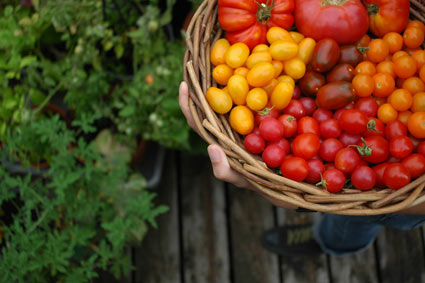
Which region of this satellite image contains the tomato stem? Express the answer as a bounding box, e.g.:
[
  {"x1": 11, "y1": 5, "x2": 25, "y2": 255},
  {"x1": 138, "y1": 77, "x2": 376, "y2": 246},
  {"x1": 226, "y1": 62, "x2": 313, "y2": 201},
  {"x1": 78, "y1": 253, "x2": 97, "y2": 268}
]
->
[
  {"x1": 367, "y1": 120, "x2": 381, "y2": 133},
  {"x1": 349, "y1": 137, "x2": 372, "y2": 157},
  {"x1": 315, "y1": 173, "x2": 327, "y2": 189},
  {"x1": 255, "y1": 0, "x2": 274, "y2": 24},
  {"x1": 257, "y1": 106, "x2": 275, "y2": 115},
  {"x1": 357, "y1": 44, "x2": 370, "y2": 54},
  {"x1": 366, "y1": 3, "x2": 380, "y2": 15}
]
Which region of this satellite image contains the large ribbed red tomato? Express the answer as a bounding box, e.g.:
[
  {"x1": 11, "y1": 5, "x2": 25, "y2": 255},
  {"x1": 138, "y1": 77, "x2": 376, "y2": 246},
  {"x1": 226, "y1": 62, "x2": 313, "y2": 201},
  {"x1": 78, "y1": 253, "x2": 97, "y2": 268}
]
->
[
  {"x1": 294, "y1": 0, "x2": 369, "y2": 45},
  {"x1": 218, "y1": 0, "x2": 295, "y2": 49}
]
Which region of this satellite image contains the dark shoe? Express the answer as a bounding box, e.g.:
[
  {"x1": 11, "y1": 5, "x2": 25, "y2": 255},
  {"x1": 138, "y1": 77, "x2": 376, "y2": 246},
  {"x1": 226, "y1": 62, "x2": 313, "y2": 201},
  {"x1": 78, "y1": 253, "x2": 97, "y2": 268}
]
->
[{"x1": 261, "y1": 224, "x2": 323, "y2": 256}]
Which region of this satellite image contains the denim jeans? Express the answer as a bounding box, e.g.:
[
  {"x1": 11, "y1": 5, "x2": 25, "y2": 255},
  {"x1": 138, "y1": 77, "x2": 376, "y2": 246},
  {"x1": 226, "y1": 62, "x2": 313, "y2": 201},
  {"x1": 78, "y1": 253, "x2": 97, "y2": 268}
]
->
[{"x1": 312, "y1": 213, "x2": 425, "y2": 256}]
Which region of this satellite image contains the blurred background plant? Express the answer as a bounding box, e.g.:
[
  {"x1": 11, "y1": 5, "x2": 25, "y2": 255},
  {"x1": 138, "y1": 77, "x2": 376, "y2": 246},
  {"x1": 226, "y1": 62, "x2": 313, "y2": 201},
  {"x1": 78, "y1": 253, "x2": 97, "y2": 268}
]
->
[{"x1": 0, "y1": 0, "x2": 199, "y2": 281}]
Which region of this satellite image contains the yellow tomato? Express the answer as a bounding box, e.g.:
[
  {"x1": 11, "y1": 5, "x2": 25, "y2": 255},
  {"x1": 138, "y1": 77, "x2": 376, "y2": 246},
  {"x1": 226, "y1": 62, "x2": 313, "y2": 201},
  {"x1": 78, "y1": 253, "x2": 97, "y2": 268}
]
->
[
  {"x1": 225, "y1": 42, "x2": 250, "y2": 68},
  {"x1": 246, "y1": 88, "x2": 268, "y2": 111},
  {"x1": 263, "y1": 78, "x2": 278, "y2": 97},
  {"x1": 227, "y1": 75, "x2": 249, "y2": 105},
  {"x1": 206, "y1": 87, "x2": 233, "y2": 114},
  {"x1": 283, "y1": 58, "x2": 306, "y2": 80},
  {"x1": 289, "y1": 31, "x2": 305, "y2": 44},
  {"x1": 270, "y1": 81, "x2": 293, "y2": 110},
  {"x1": 271, "y1": 60, "x2": 283, "y2": 77},
  {"x1": 377, "y1": 103, "x2": 398, "y2": 123},
  {"x1": 270, "y1": 40, "x2": 299, "y2": 61},
  {"x1": 412, "y1": 92, "x2": 425, "y2": 112},
  {"x1": 234, "y1": 67, "x2": 249, "y2": 77},
  {"x1": 212, "y1": 64, "x2": 233, "y2": 85},
  {"x1": 246, "y1": 51, "x2": 272, "y2": 69},
  {"x1": 277, "y1": 75, "x2": 295, "y2": 87},
  {"x1": 266, "y1": 27, "x2": 294, "y2": 44},
  {"x1": 297, "y1": 38, "x2": 316, "y2": 64},
  {"x1": 229, "y1": 105, "x2": 254, "y2": 135},
  {"x1": 210, "y1": 39, "x2": 230, "y2": 66},
  {"x1": 246, "y1": 62, "x2": 275, "y2": 87},
  {"x1": 252, "y1": 44, "x2": 269, "y2": 53}
]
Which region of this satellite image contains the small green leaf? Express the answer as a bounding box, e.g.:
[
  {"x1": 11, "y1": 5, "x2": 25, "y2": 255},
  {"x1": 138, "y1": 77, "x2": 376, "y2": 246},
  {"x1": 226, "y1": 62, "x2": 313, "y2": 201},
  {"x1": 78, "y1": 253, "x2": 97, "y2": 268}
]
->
[
  {"x1": 114, "y1": 44, "x2": 124, "y2": 59},
  {"x1": 20, "y1": 56, "x2": 37, "y2": 68},
  {"x1": 119, "y1": 105, "x2": 135, "y2": 117}
]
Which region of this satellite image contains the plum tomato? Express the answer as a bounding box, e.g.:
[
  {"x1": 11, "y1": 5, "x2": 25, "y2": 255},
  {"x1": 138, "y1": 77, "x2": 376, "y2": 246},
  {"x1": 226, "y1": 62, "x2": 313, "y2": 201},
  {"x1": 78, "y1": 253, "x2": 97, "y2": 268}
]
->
[
  {"x1": 326, "y1": 63, "x2": 355, "y2": 82},
  {"x1": 283, "y1": 99, "x2": 306, "y2": 119},
  {"x1": 355, "y1": 136, "x2": 389, "y2": 164},
  {"x1": 340, "y1": 109, "x2": 368, "y2": 134},
  {"x1": 385, "y1": 120, "x2": 407, "y2": 140},
  {"x1": 311, "y1": 38, "x2": 340, "y2": 72},
  {"x1": 351, "y1": 166, "x2": 376, "y2": 191},
  {"x1": 292, "y1": 133, "x2": 321, "y2": 160},
  {"x1": 244, "y1": 133, "x2": 266, "y2": 154},
  {"x1": 305, "y1": 159, "x2": 325, "y2": 184},
  {"x1": 335, "y1": 147, "x2": 360, "y2": 173},
  {"x1": 364, "y1": 117, "x2": 385, "y2": 137},
  {"x1": 316, "y1": 81, "x2": 356, "y2": 110},
  {"x1": 298, "y1": 71, "x2": 326, "y2": 97},
  {"x1": 320, "y1": 138, "x2": 344, "y2": 162},
  {"x1": 402, "y1": 153, "x2": 425, "y2": 178},
  {"x1": 299, "y1": 97, "x2": 317, "y2": 116},
  {"x1": 230, "y1": 105, "x2": 254, "y2": 135},
  {"x1": 317, "y1": 169, "x2": 346, "y2": 193},
  {"x1": 339, "y1": 132, "x2": 362, "y2": 147},
  {"x1": 262, "y1": 144, "x2": 286, "y2": 168},
  {"x1": 271, "y1": 81, "x2": 294, "y2": 110},
  {"x1": 389, "y1": 135, "x2": 413, "y2": 159},
  {"x1": 319, "y1": 119, "x2": 342, "y2": 139},
  {"x1": 355, "y1": 97, "x2": 378, "y2": 117},
  {"x1": 313, "y1": 108, "x2": 333, "y2": 123},
  {"x1": 259, "y1": 117, "x2": 284, "y2": 142},
  {"x1": 293, "y1": 85, "x2": 302, "y2": 99},
  {"x1": 384, "y1": 163, "x2": 411, "y2": 190},
  {"x1": 278, "y1": 114, "x2": 298, "y2": 138},
  {"x1": 373, "y1": 162, "x2": 390, "y2": 188},
  {"x1": 281, "y1": 157, "x2": 310, "y2": 182},
  {"x1": 297, "y1": 116, "x2": 319, "y2": 135},
  {"x1": 338, "y1": 45, "x2": 364, "y2": 67}
]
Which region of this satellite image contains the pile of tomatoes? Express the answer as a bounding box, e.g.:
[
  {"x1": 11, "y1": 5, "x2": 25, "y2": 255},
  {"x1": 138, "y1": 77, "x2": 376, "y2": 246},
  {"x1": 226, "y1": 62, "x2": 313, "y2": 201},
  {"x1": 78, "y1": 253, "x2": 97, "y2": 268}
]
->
[{"x1": 204, "y1": 0, "x2": 425, "y2": 193}]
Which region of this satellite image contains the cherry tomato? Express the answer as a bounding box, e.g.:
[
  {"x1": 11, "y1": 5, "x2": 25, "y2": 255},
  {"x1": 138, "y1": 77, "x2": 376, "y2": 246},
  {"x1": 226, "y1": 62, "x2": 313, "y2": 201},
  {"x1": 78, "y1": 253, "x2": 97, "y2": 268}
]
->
[
  {"x1": 320, "y1": 119, "x2": 342, "y2": 139},
  {"x1": 316, "y1": 81, "x2": 356, "y2": 110},
  {"x1": 403, "y1": 27, "x2": 425, "y2": 49},
  {"x1": 281, "y1": 157, "x2": 310, "y2": 182},
  {"x1": 398, "y1": 111, "x2": 412, "y2": 126},
  {"x1": 305, "y1": 159, "x2": 325, "y2": 184},
  {"x1": 299, "y1": 71, "x2": 326, "y2": 97},
  {"x1": 374, "y1": 162, "x2": 390, "y2": 188},
  {"x1": 255, "y1": 106, "x2": 279, "y2": 125},
  {"x1": 206, "y1": 87, "x2": 233, "y2": 114},
  {"x1": 408, "y1": 112, "x2": 425, "y2": 138},
  {"x1": 313, "y1": 108, "x2": 333, "y2": 123},
  {"x1": 320, "y1": 138, "x2": 344, "y2": 162},
  {"x1": 387, "y1": 88, "x2": 413, "y2": 112},
  {"x1": 212, "y1": 64, "x2": 234, "y2": 85},
  {"x1": 372, "y1": 72, "x2": 395, "y2": 97},
  {"x1": 272, "y1": 60, "x2": 284, "y2": 77},
  {"x1": 311, "y1": 38, "x2": 340, "y2": 72},
  {"x1": 339, "y1": 132, "x2": 362, "y2": 147},
  {"x1": 269, "y1": 138, "x2": 291, "y2": 155},
  {"x1": 402, "y1": 153, "x2": 425, "y2": 178},
  {"x1": 246, "y1": 88, "x2": 268, "y2": 111},
  {"x1": 412, "y1": 92, "x2": 425, "y2": 112},
  {"x1": 292, "y1": 133, "x2": 321, "y2": 160},
  {"x1": 230, "y1": 105, "x2": 254, "y2": 135},
  {"x1": 340, "y1": 109, "x2": 368, "y2": 134},
  {"x1": 259, "y1": 117, "x2": 284, "y2": 142},
  {"x1": 335, "y1": 148, "x2": 360, "y2": 173},
  {"x1": 364, "y1": 117, "x2": 385, "y2": 137},
  {"x1": 318, "y1": 169, "x2": 346, "y2": 193},
  {"x1": 384, "y1": 163, "x2": 411, "y2": 190},
  {"x1": 352, "y1": 74, "x2": 374, "y2": 97},
  {"x1": 351, "y1": 166, "x2": 376, "y2": 191},
  {"x1": 270, "y1": 81, "x2": 294, "y2": 110},
  {"x1": 278, "y1": 114, "x2": 297, "y2": 138},
  {"x1": 244, "y1": 133, "x2": 266, "y2": 154},
  {"x1": 284, "y1": 58, "x2": 306, "y2": 79},
  {"x1": 252, "y1": 44, "x2": 269, "y2": 53},
  {"x1": 298, "y1": 37, "x2": 316, "y2": 64},
  {"x1": 355, "y1": 61, "x2": 376, "y2": 76},
  {"x1": 292, "y1": 85, "x2": 301, "y2": 99},
  {"x1": 225, "y1": 42, "x2": 250, "y2": 68},
  {"x1": 263, "y1": 78, "x2": 279, "y2": 96},
  {"x1": 394, "y1": 55, "x2": 417, "y2": 79},
  {"x1": 355, "y1": 136, "x2": 389, "y2": 164},
  {"x1": 327, "y1": 63, "x2": 355, "y2": 82},
  {"x1": 412, "y1": 50, "x2": 425, "y2": 70},
  {"x1": 418, "y1": 141, "x2": 425, "y2": 156},
  {"x1": 263, "y1": 144, "x2": 286, "y2": 168},
  {"x1": 377, "y1": 103, "x2": 398, "y2": 124},
  {"x1": 283, "y1": 100, "x2": 306, "y2": 119},
  {"x1": 290, "y1": 31, "x2": 305, "y2": 44},
  {"x1": 355, "y1": 97, "x2": 378, "y2": 117},
  {"x1": 402, "y1": 77, "x2": 425, "y2": 95},
  {"x1": 211, "y1": 38, "x2": 231, "y2": 66},
  {"x1": 367, "y1": 39, "x2": 390, "y2": 63},
  {"x1": 247, "y1": 62, "x2": 275, "y2": 87},
  {"x1": 407, "y1": 20, "x2": 425, "y2": 33},
  {"x1": 389, "y1": 135, "x2": 414, "y2": 159},
  {"x1": 299, "y1": 97, "x2": 317, "y2": 116},
  {"x1": 266, "y1": 27, "x2": 295, "y2": 44},
  {"x1": 385, "y1": 120, "x2": 407, "y2": 140},
  {"x1": 234, "y1": 67, "x2": 249, "y2": 77},
  {"x1": 246, "y1": 52, "x2": 272, "y2": 69},
  {"x1": 383, "y1": 32, "x2": 404, "y2": 54},
  {"x1": 270, "y1": 40, "x2": 299, "y2": 61},
  {"x1": 338, "y1": 45, "x2": 364, "y2": 67},
  {"x1": 227, "y1": 75, "x2": 249, "y2": 105},
  {"x1": 297, "y1": 116, "x2": 319, "y2": 135},
  {"x1": 376, "y1": 61, "x2": 396, "y2": 78}
]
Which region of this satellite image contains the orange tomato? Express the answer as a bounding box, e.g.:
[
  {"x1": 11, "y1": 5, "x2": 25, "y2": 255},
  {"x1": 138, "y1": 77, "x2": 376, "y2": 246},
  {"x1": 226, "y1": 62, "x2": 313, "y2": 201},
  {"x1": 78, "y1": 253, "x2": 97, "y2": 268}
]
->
[
  {"x1": 404, "y1": 47, "x2": 421, "y2": 56},
  {"x1": 352, "y1": 74, "x2": 374, "y2": 97},
  {"x1": 388, "y1": 88, "x2": 413, "y2": 111},
  {"x1": 247, "y1": 62, "x2": 275, "y2": 87},
  {"x1": 396, "y1": 77, "x2": 406, "y2": 88},
  {"x1": 402, "y1": 77, "x2": 425, "y2": 94},
  {"x1": 355, "y1": 61, "x2": 376, "y2": 76},
  {"x1": 227, "y1": 75, "x2": 249, "y2": 105},
  {"x1": 407, "y1": 112, "x2": 425, "y2": 138},
  {"x1": 373, "y1": 73, "x2": 395, "y2": 97},
  {"x1": 246, "y1": 52, "x2": 272, "y2": 69},
  {"x1": 246, "y1": 88, "x2": 268, "y2": 111},
  {"x1": 376, "y1": 61, "x2": 396, "y2": 78},
  {"x1": 403, "y1": 27, "x2": 425, "y2": 49},
  {"x1": 229, "y1": 105, "x2": 254, "y2": 135},
  {"x1": 212, "y1": 64, "x2": 233, "y2": 85},
  {"x1": 383, "y1": 32, "x2": 403, "y2": 54},
  {"x1": 378, "y1": 103, "x2": 398, "y2": 123},
  {"x1": 206, "y1": 87, "x2": 233, "y2": 114},
  {"x1": 420, "y1": 65, "x2": 425, "y2": 82},
  {"x1": 392, "y1": 51, "x2": 409, "y2": 62},
  {"x1": 357, "y1": 34, "x2": 371, "y2": 47},
  {"x1": 270, "y1": 81, "x2": 294, "y2": 110},
  {"x1": 398, "y1": 110, "x2": 412, "y2": 125},
  {"x1": 412, "y1": 92, "x2": 425, "y2": 112},
  {"x1": 211, "y1": 38, "x2": 231, "y2": 66},
  {"x1": 394, "y1": 55, "x2": 417, "y2": 78},
  {"x1": 412, "y1": 50, "x2": 425, "y2": 70},
  {"x1": 367, "y1": 39, "x2": 390, "y2": 63},
  {"x1": 225, "y1": 42, "x2": 250, "y2": 68},
  {"x1": 407, "y1": 20, "x2": 425, "y2": 34}
]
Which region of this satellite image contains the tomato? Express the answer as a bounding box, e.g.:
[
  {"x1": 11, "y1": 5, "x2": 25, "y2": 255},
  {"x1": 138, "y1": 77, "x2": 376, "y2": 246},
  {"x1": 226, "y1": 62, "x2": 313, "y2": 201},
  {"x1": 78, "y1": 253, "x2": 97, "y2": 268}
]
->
[
  {"x1": 389, "y1": 135, "x2": 414, "y2": 159},
  {"x1": 227, "y1": 75, "x2": 249, "y2": 105},
  {"x1": 262, "y1": 144, "x2": 286, "y2": 168},
  {"x1": 244, "y1": 133, "x2": 266, "y2": 154},
  {"x1": 270, "y1": 81, "x2": 294, "y2": 110},
  {"x1": 327, "y1": 64, "x2": 355, "y2": 82},
  {"x1": 294, "y1": 0, "x2": 368, "y2": 44},
  {"x1": 340, "y1": 109, "x2": 368, "y2": 134},
  {"x1": 367, "y1": 39, "x2": 390, "y2": 63},
  {"x1": 316, "y1": 81, "x2": 355, "y2": 110},
  {"x1": 277, "y1": 75, "x2": 295, "y2": 87},
  {"x1": 218, "y1": 0, "x2": 294, "y2": 50},
  {"x1": 255, "y1": 106, "x2": 279, "y2": 125},
  {"x1": 412, "y1": 92, "x2": 425, "y2": 112},
  {"x1": 408, "y1": 112, "x2": 425, "y2": 138},
  {"x1": 299, "y1": 71, "x2": 326, "y2": 97},
  {"x1": 278, "y1": 114, "x2": 297, "y2": 138},
  {"x1": 398, "y1": 111, "x2": 412, "y2": 126},
  {"x1": 263, "y1": 78, "x2": 279, "y2": 96},
  {"x1": 355, "y1": 97, "x2": 378, "y2": 117},
  {"x1": 418, "y1": 141, "x2": 425, "y2": 156},
  {"x1": 311, "y1": 38, "x2": 340, "y2": 72},
  {"x1": 297, "y1": 116, "x2": 319, "y2": 135},
  {"x1": 313, "y1": 108, "x2": 333, "y2": 123},
  {"x1": 259, "y1": 117, "x2": 284, "y2": 142},
  {"x1": 376, "y1": 61, "x2": 396, "y2": 78},
  {"x1": 317, "y1": 169, "x2": 346, "y2": 193},
  {"x1": 394, "y1": 55, "x2": 417, "y2": 79},
  {"x1": 320, "y1": 138, "x2": 344, "y2": 162},
  {"x1": 339, "y1": 45, "x2": 364, "y2": 67},
  {"x1": 246, "y1": 88, "x2": 268, "y2": 111},
  {"x1": 267, "y1": 27, "x2": 294, "y2": 44},
  {"x1": 297, "y1": 37, "x2": 316, "y2": 64},
  {"x1": 230, "y1": 106, "x2": 255, "y2": 135},
  {"x1": 270, "y1": 40, "x2": 298, "y2": 60},
  {"x1": 292, "y1": 133, "x2": 321, "y2": 160},
  {"x1": 377, "y1": 103, "x2": 398, "y2": 124},
  {"x1": 211, "y1": 39, "x2": 231, "y2": 66},
  {"x1": 387, "y1": 89, "x2": 413, "y2": 112},
  {"x1": 292, "y1": 85, "x2": 301, "y2": 99},
  {"x1": 283, "y1": 58, "x2": 306, "y2": 79},
  {"x1": 271, "y1": 60, "x2": 284, "y2": 77},
  {"x1": 364, "y1": 0, "x2": 409, "y2": 37},
  {"x1": 372, "y1": 73, "x2": 395, "y2": 97},
  {"x1": 402, "y1": 77, "x2": 425, "y2": 95},
  {"x1": 402, "y1": 153, "x2": 425, "y2": 178},
  {"x1": 333, "y1": 109, "x2": 346, "y2": 120},
  {"x1": 354, "y1": 61, "x2": 376, "y2": 76},
  {"x1": 225, "y1": 43, "x2": 250, "y2": 68},
  {"x1": 412, "y1": 50, "x2": 425, "y2": 70},
  {"x1": 335, "y1": 148, "x2": 360, "y2": 173},
  {"x1": 299, "y1": 97, "x2": 317, "y2": 117},
  {"x1": 352, "y1": 74, "x2": 374, "y2": 97},
  {"x1": 212, "y1": 64, "x2": 234, "y2": 85},
  {"x1": 246, "y1": 52, "x2": 272, "y2": 69},
  {"x1": 384, "y1": 163, "x2": 411, "y2": 190},
  {"x1": 357, "y1": 34, "x2": 371, "y2": 47},
  {"x1": 355, "y1": 136, "x2": 389, "y2": 164},
  {"x1": 373, "y1": 162, "x2": 390, "y2": 188},
  {"x1": 364, "y1": 117, "x2": 385, "y2": 137},
  {"x1": 320, "y1": 119, "x2": 342, "y2": 139},
  {"x1": 247, "y1": 62, "x2": 275, "y2": 87},
  {"x1": 403, "y1": 27, "x2": 425, "y2": 49},
  {"x1": 383, "y1": 32, "x2": 404, "y2": 54},
  {"x1": 351, "y1": 166, "x2": 376, "y2": 191},
  {"x1": 385, "y1": 120, "x2": 407, "y2": 140},
  {"x1": 252, "y1": 44, "x2": 269, "y2": 53},
  {"x1": 206, "y1": 87, "x2": 233, "y2": 114},
  {"x1": 289, "y1": 31, "x2": 305, "y2": 43},
  {"x1": 305, "y1": 159, "x2": 325, "y2": 183},
  {"x1": 234, "y1": 67, "x2": 249, "y2": 77},
  {"x1": 283, "y1": 99, "x2": 306, "y2": 119},
  {"x1": 269, "y1": 138, "x2": 291, "y2": 154},
  {"x1": 281, "y1": 157, "x2": 310, "y2": 182}
]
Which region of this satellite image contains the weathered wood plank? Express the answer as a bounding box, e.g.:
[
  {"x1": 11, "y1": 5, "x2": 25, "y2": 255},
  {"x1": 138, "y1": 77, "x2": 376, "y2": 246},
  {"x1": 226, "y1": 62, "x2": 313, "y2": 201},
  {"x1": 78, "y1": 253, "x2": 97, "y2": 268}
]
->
[
  {"x1": 228, "y1": 184, "x2": 280, "y2": 283},
  {"x1": 376, "y1": 227, "x2": 425, "y2": 283},
  {"x1": 276, "y1": 210, "x2": 330, "y2": 283},
  {"x1": 133, "y1": 150, "x2": 181, "y2": 283},
  {"x1": 179, "y1": 153, "x2": 231, "y2": 283}
]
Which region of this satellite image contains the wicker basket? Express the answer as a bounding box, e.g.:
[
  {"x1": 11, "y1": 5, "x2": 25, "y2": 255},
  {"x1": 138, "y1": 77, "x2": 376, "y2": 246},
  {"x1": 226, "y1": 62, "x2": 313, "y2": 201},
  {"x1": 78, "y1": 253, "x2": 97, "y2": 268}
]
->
[{"x1": 183, "y1": 0, "x2": 425, "y2": 215}]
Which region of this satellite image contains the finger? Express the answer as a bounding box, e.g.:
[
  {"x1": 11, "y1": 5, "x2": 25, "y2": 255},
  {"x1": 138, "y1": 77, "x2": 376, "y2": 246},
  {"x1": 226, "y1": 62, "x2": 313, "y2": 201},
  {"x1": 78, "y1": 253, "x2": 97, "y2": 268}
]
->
[
  {"x1": 178, "y1": 81, "x2": 197, "y2": 130},
  {"x1": 208, "y1": 144, "x2": 252, "y2": 189}
]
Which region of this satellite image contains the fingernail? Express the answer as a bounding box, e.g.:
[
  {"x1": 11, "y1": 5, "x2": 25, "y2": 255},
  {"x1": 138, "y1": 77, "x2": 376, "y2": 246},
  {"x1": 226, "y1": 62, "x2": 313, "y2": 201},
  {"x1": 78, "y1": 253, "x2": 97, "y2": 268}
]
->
[{"x1": 208, "y1": 146, "x2": 221, "y2": 163}]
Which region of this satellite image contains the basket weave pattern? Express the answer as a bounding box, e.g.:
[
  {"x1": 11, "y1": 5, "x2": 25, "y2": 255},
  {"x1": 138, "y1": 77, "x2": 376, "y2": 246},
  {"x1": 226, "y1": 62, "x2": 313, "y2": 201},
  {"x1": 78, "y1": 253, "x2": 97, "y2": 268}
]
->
[{"x1": 183, "y1": 0, "x2": 425, "y2": 215}]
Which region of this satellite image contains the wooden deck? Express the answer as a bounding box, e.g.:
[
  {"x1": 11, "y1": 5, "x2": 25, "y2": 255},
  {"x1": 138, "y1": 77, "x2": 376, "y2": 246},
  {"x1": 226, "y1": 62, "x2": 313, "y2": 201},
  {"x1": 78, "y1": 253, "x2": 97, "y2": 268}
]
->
[{"x1": 97, "y1": 150, "x2": 425, "y2": 283}]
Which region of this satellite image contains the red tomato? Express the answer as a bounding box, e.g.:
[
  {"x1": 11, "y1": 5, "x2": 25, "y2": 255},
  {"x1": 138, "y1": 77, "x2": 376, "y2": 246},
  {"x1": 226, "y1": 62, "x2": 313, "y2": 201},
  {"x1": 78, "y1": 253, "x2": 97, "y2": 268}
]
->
[
  {"x1": 294, "y1": 0, "x2": 369, "y2": 44},
  {"x1": 317, "y1": 169, "x2": 346, "y2": 193},
  {"x1": 292, "y1": 133, "x2": 321, "y2": 160},
  {"x1": 292, "y1": 85, "x2": 301, "y2": 99},
  {"x1": 255, "y1": 106, "x2": 279, "y2": 125},
  {"x1": 269, "y1": 138, "x2": 291, "y2": 154},
  {"x1": 340, "y1": 109, "x2": 368, "y2": 134},
  {"x1": 299, "y1": 97, "x2": 317, "y2": 116},
  {"x1": 355, "y1": 97, "x2": 378, "y2": 117},
  {"x1": 320, "y1": 119, "x2": 342, "y2": 139},
  {"x1": 418, "y1": 141, "x2": 425, "y2": 156},
  {"x1": 320, "y1": 138, "x2": 344, "y2": 162},
  {"x1": 402, "y1": 153, "x2": 425, "y2": 178},
  {"x1": 335, "y1": 148, "x2": 360, "y2": 173},
  {"x1": 244, "y1": 133, "x2": 266, "y2": 154},
  {"x1": 299, "y1": 71, "x2": 326, "y2": 96},
  {"x1": 385, "y1": 120, "x2": 407, "y2": 140},
  {"x1": 311, "y1": 38, "x2": 341, "y2": 72},
  {"x1": 313, "y1": 108, "x2": 333, "y2": 123},
  {"x1": 389, "y1": 135, "x2": 413, "y2": 159},
  {"x1": 339, "y1": 132, "x2": 362, "y2": 147},
  {"x1": 373, "y1": 162, "x2": 390, "y2": 188},
  {"x1": 316, "y1": 81, "x2": 356, "y2": 110},
  {"x1": 259, "y1": 117, "x2": 284, "y2": 142},
  {"x1": 297, "y1": 116, "x2": 319, "y2": 135},
  {"x1": 278, "y1": 114, "x2": 297, "y2": 138},
  {"x1": 283, "y1": 99, "x2": 306, "y2": 119},
  {"x1": 339, "y1": 45, "x2": 364, "y2": 67},
  {"x1": 262, "y1": 144, "x2": 286, "y2": 168},
  {"x1": 218, "y1": 0, "x2": 295, "y2": 49},
  {"x1": 351, "y1": 166, "x2": 376, "y2": 191},
  {"x1": 327, "y1": 63, "x2": 355, "y2": 82},
  {"x1": 364, "y1": 117, "x2": 385, "y2": 137},
  {"x1": 363, "y1": 0, "x2": 410, "y2": 37},
  {"x1": 355, "y1": 136, "x2": 389, "y2": 164},
  {"x1": 333, "y1": 109, "x2": 346, "y2": 120},
  {"x1": 281, "y1": 157, "x2": 310, "y2": 181},
  {"x1": 383, "y1": 163, "x2": 411, "y2": 190},
  {"x1": 305, "y1": 159, "x2": 326, "y2": 183}
]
